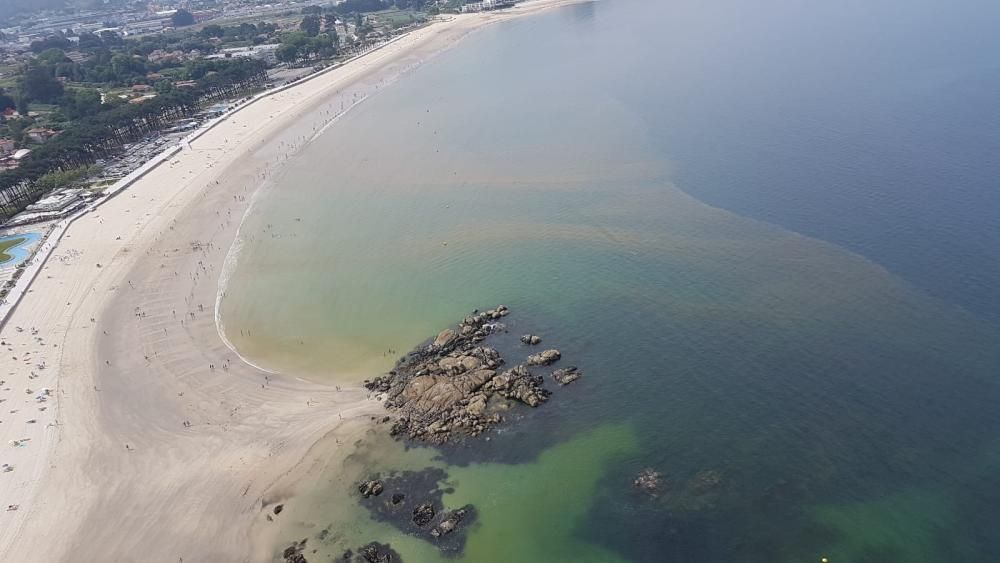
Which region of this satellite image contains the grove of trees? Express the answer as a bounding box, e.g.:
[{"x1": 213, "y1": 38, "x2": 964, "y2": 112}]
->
[
  {"x1": 0, "y1": 58, "x2": 269, "y2": 221},
  {"x1": 171, "y1": 9, "x2": 196, "y2": 27}
]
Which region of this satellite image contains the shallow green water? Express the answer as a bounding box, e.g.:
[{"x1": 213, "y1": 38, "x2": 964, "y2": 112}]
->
[{"x1": 224, "y1": 2, "x2": 1000, "y2": 561}]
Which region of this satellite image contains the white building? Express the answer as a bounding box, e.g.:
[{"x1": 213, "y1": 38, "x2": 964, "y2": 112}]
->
[{"x1": 213, "y1": 44, "x2": 281, "y2": 65}]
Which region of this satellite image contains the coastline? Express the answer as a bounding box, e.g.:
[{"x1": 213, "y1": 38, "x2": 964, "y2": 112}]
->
[{"x1": 0, "y1": 2, "x2": 585, "y2": 561}]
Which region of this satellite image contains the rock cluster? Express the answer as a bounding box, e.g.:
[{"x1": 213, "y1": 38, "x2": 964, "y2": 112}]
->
[
  {"x1": 527, "y1": 349, "x2": 561, "y2": 366},
  {"x1": 551, "y1": 366, "x2": 581, "y2": 386},
  {"x1": 631, "y1": 467, "x2": 725, "y2": 510},
  {"x1": 358, "y1": 479, "x2": 384, "y2": 498},
  {"x1": 690, "y1": 470, "x2": 723, "y2": 494},
  {"x1": 356, "y1": 468, "x2": 476, "y2": 554},
  {"x1": 282, "y1": 539, "x2": 309, "y2": 563},
  {"x1": 430, "y1": 506, "x2": 470, "y2": 538},
  {"x1": 633, "y1": 468, "x2": 663, "y2": 497},
  {"x1": 342, "y1": 542, "x2": 400, "y2": 563},
  {"x1": 412, "y1": 503, "x2": 435, "y2": 527},
  {"x1": 520, "y1": 334, "x2": 542, "y2": 345},
  {"x1": 365, "y1": 306, "x2": 558, "y2": 444}
]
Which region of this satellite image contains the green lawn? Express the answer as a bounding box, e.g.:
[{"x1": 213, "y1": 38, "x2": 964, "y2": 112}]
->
[
  {"x1": 0, "y1": 236, "x2": 26, "y2": 263},
  {"x1": 28, "y1": 103, "x2": 59, "y2": 114},
  {"x1": 371, "y1": 9, "x2": 425, "y2": 28}
]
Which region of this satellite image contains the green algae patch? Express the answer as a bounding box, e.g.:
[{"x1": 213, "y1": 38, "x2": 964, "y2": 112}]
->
[
  {"x1": 807, "y1": 491, "x2": 956, "y2": 563},
  {"x1": 440, "y1": 422, "x2": 640, "y2": 563}
]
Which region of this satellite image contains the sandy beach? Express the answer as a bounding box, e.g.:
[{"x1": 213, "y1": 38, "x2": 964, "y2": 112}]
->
[{"x1": 0, "y1": 2, "x2": 580, "y2": 560}]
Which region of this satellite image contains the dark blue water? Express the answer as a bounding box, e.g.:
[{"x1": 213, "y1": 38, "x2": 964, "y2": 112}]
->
[{"x1": 604, "y1": 0, "x2": 1000, "y2": 324}]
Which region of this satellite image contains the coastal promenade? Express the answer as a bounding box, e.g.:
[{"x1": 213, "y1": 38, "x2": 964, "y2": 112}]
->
[
  {"x1": 0, "y1": 30, "x2": 411, "y2": 332},
  {"x1": 0, "y1": 1, "x2": 583, "y2": 560}
]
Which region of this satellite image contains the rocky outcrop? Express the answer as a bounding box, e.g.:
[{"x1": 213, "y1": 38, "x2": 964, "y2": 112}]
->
[
  {"x1": 630, "y1": 468, "x2": 725, "y2": 511},
  {"x1": 430, "y1": 506, "x2": 471, "y2": 538},
  {"x1": 412, "y1": 503, "x2": 435, "y2": 527},
  {"x1": 365, "y1": 306, "x2": 555, "y2": 444},
  {"x1": 527, "y1": 349, "x2": 560, "y2": 366},
  {"x1": 551, "y1": 366, "x2": 581, "y2": 386},
  {"x1": 358, "y1": 479, "x2": 384, "y2": 498},
  {"x1": 520, "y1": 334, "x2": 542, "y2": 345},
  {"x1": 633, "y1": 468, "x2": 663, "y2": 497},
  {"x1": 357, "y1": 468, "x2": 475, "y2": 554},
  {"x1": 432, "y1": 329, "x2": 457, "y2": 348},
  {"x1": 343, "y1": 542, "x2": 400, "y2": 563},
  {"x1": 283, "y1": 539, "x2": 309, "y2": 563},
  {"x1": 484, "y1": 365, "x2": 550, "y2": 407}
]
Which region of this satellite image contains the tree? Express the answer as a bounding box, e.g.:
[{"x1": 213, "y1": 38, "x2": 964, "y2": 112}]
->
[
  {"x1": 301, "y1": 5, "x2": 322, "y2": 14},
  {"x1": 0, "y1": 89, "x2": 15, "y2": 111},
  {"x1": 29, "y1": 35, "x2": 72, "y2": 53},
  {"x1": 171, "y1": 9, "x2": 195, "y2": 27},
  {"x1": 236, "y1": 23, "x2": 258, "y2": 38},
  {"x1": 109, "y1": 54, "x2": 147, "y2": 83},
  {"x1": 322, "y1": 13, "x2": 338, "y2": 33},
  {"x1": 299, "y1": 15, "x2": 321, "y2": 37},
  {"x1": 332, "y1": 0, "x2": 389, "y2": 14},
  {"x1": 276, "y1": 43, "x2": 299, "y2": 63},
  {"x1": 200, "y1": 24, "x2": 224, "y2": 38},
  {"x1": 54, "y1": 62, "x2": 80, "y2": 81},
  {"x1": 18, "y1": 61, "x2": 64, "y2": 104},
  {"x1": 308, "y1": 34, "x2": 336, "y2": 58},
  {"x1": 37, "y1": 48, "x2": 69, "y2": 66},
  {"x1": 99, "y1": 30, "x2": 124, "y2": 48},
  {"x1": 58, "y1": 89, "x2": 103, "y2": 120},
  {"x1": 77, "y1": 32, "x2": 104, "y2": 50}
]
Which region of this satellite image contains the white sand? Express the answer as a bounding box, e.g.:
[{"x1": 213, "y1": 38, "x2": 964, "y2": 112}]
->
[{"x1": 0, "y1": 2, "x2": 581, "y2": 561}]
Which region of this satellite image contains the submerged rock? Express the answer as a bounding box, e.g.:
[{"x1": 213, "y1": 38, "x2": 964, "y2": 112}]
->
[
  {"x1": 283, "y1": 539, "x2": 308, "y2": 563},
  {"x1": 412, "y1": 503, "x2": 435, "y2": 527},
  {"x1": 551, "y1": 366, "x2": 581, "y2": 386},
  {"x1": 345, "y1": 542, "x2": 400, "y2": 563},
  {"x1": 359, "y1": 480, "x2": 384, "y2": 498},
  {"x1": 527, "y1": 349, "x2": 561, "y2": 366},
  {"x1": 357, "y1": 468, "x2": 476, "y2": 554},
  {"x1": 633, "y1": 468, "x2": 663, "y2": 497},
  {"x1": 430, "y1": 505, "x2": 472, "y2": 538},
  {"x1": 689, "y1": 470, "x2": 723, "y2": 494}
]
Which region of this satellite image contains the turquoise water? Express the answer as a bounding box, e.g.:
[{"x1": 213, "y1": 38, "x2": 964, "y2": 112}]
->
[
  {"x1": 224, "y1": 1, "x2": 1000, "y2": 561},
  {"x1": 0, "y1": 232, "x2": 41, "y2": 266}
]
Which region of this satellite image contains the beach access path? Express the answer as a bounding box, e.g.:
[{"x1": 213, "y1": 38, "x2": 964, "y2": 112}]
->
[{"x1": 0, "y1": 2, "x2": 583, "y2": 560}]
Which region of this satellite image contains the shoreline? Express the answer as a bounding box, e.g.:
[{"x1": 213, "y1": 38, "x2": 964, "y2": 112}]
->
[{"x1": 0, "y1": 1, "x2": 586, "y2": 561}]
